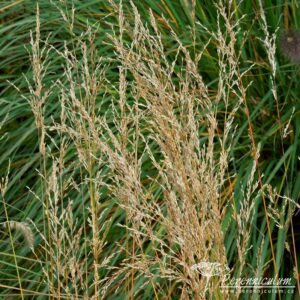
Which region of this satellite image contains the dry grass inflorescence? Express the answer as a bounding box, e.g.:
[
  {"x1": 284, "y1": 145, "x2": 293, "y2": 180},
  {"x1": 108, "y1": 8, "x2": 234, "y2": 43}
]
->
[{"x1": 1, "y1": 0, "x2": 299, "y2": 299}]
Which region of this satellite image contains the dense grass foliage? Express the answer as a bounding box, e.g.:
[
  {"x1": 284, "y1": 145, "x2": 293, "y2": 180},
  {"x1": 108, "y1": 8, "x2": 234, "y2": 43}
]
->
[{"x1": 0, "y1": 0, "x2": 299, "y2": 299}]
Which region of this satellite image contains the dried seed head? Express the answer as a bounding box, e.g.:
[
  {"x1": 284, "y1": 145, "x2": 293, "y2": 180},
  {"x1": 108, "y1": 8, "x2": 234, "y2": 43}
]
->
[
  {"x1": 280, "y1": 30, "x2": 300, "y2": 62},
  {"x1": 3, "y1": 221, "x2": 34, "y2": 249}
]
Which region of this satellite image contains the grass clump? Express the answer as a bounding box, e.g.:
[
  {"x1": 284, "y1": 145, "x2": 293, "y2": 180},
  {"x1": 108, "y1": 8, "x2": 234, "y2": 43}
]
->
[{"x1": 0, "y1": 0, "x2": 299, "y2": 299}]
